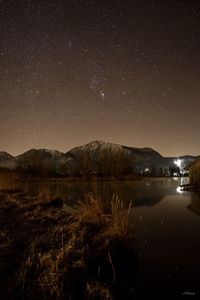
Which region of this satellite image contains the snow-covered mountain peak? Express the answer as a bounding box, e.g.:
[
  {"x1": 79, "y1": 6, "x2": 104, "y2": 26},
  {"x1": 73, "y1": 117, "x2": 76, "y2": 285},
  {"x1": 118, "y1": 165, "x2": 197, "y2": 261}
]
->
[{"x1": 70, "y1": 140, "x2": 123, "y2": 154}]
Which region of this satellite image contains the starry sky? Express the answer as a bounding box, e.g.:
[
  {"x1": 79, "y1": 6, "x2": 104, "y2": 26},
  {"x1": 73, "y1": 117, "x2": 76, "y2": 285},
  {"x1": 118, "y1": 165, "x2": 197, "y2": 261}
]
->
[{"x1": 1, "y1": 0, "x2": 200, "y2": 156}]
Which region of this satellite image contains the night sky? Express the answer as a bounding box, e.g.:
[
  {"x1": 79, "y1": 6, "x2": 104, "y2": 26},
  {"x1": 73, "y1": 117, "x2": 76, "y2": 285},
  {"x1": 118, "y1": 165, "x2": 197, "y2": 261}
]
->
[{"x1": 1, "y1": 0, "x2": 200, "y2": 156}]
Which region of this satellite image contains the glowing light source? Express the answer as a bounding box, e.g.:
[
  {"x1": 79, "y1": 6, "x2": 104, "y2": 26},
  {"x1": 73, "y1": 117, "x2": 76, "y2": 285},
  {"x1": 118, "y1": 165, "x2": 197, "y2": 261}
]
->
[
  {"x1": 176, "y1": 186, "x2": 183, "y2": 194},
  {"x1": 174, "y1": 158, "x2": 182, "y2": 168}
]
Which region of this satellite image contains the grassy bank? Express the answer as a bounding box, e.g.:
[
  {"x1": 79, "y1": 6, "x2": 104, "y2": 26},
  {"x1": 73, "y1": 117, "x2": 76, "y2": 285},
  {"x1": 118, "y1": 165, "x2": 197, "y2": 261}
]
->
[{"x1": 0, "y1": 187, "x2": 135, "y2": 299}]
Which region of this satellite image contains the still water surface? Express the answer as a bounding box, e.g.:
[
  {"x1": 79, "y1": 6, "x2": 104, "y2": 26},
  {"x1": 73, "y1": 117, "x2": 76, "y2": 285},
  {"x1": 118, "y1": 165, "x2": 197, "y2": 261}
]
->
[
  {"x1": 3, "y1": 177, "x2": 200, "y2": 297},
  {"x1": 127, "y1": 178, "x2": 200, "y2": 298}
]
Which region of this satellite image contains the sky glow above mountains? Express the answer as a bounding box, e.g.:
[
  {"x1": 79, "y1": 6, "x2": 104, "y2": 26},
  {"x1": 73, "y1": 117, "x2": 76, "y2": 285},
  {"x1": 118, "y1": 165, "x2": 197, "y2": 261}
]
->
[{"x1": 1, "y1": 0, "x2": 200, "y2": 156}]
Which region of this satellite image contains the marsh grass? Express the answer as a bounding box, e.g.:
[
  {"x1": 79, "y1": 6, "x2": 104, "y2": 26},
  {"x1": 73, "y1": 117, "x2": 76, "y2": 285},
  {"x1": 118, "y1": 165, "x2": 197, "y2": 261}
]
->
[
  {"x1": 0, "y1": 230, "x2": 13, "y2": 256},
  {"x1": 111, "y1": 193, "x2": 132, "y2": 236},
  {"x1": 0, "y1": 187, "x2": 135, "y2": 300}
]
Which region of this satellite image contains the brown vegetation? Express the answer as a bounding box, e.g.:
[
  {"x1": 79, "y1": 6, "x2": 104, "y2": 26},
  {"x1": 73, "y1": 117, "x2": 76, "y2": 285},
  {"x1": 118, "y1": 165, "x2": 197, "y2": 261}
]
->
[
  {"x1": 0, "y1": 184, "x2": 135, "y2": 299},
  {"x1": 189, "y1": 159, "x2": 200, "y2": 185}
]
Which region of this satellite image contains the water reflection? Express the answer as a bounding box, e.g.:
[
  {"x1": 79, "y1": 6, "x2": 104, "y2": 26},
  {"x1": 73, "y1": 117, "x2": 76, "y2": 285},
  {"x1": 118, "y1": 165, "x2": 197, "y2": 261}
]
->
[
  {"x1": 187, "y1": 192, "x2": 200, "y2": 216},
  {"x1": 176, "y1": 186, "x2": 184, "y2": 194},
  {"x1": 1, "y1": 176, "x2": 200, "y2": 296},
  {"x1": 131, "y1": 181, "x2": 200, "y2": 297},
  {"x1": 0, "y1": 178, "x2": 184, "y2": 208}
]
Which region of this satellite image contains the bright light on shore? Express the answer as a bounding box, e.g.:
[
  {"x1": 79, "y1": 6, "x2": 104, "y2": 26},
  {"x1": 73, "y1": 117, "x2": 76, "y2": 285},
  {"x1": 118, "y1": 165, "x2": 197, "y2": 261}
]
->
[{"x1": 174, "y1": 159, "x2": 182, "y2": 168}]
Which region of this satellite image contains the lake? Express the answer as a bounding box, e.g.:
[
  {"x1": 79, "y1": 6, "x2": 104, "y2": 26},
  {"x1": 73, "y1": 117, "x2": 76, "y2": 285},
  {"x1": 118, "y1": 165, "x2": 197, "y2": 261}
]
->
[
  {"x1": 123, "y1": 177, "x2": 200, "y2": 298},
  {"x1": 1, "y1": 176, "x2": 200, "y2": 298}
]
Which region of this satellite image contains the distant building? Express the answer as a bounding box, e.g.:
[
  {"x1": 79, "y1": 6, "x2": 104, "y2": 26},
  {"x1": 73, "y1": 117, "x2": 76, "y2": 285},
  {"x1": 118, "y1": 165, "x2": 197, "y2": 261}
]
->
[{"x1": 185, "y1": 158, "x2": 200, "y2": 185}]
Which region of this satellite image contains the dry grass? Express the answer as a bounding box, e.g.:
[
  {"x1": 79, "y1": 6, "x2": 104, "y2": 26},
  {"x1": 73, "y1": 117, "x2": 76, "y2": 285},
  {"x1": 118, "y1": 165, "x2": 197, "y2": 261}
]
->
[
  {"x1": 0, "y1": 188, "x2": 135, "y2": 300},
  {"x1": 0, "y1": 230, "x2": 13, "y2": 255},
  {"x1": 111, "y1": 193, "x2": 132, "y2": 236},
  {"x1": 86, "y1": 282, "x2": 112, "y2": 299}
]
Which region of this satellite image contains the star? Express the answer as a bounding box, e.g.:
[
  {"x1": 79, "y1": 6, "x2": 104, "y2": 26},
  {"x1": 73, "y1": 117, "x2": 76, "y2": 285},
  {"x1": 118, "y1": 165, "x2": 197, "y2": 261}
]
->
[
  {"x1": 0, "y1": 0, "x2": 199, "y2": 156},
  {"x1": 100, "y1": 90, "x2": 105, "y2": 98}
]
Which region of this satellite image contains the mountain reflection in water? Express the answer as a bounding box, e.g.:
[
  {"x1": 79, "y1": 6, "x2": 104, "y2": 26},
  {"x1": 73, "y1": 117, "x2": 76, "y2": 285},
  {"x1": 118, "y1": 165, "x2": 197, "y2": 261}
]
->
[
  {"x1": 1, "y1": 177, "x2": 200, "y2": 298},
  {"x1": 129, "y1": 178, "x2": 200, "y2": 299}
]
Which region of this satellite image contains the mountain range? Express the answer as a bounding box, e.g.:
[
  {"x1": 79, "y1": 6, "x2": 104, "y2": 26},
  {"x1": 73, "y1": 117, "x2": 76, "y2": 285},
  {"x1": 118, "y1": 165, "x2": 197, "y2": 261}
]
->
[
  {"x1": 0, "y1": 151, "x2": 13, "y2": 163},
  {"x1": 0, "y1": 141, "x2": 198, "y2": 178}
]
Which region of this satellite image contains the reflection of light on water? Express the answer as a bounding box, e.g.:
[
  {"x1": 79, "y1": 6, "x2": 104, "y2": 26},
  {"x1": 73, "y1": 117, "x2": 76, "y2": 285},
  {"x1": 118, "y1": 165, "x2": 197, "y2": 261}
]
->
[
  {"x1": 176, "y1": 186, "x2": 183, "y2": 194},
  {"x1": 174, "y1": 177, "x2": 189, "y2": 194},
  {"x1": 181, "y1": 177, "x2": 189, "y2": 185}
]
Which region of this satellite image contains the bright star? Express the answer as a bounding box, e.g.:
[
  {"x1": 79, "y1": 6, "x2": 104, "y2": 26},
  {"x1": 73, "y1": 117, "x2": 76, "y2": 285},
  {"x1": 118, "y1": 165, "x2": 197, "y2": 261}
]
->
[{"x1": 100, "y1": 90, "x2": 105, "y2": 98}]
